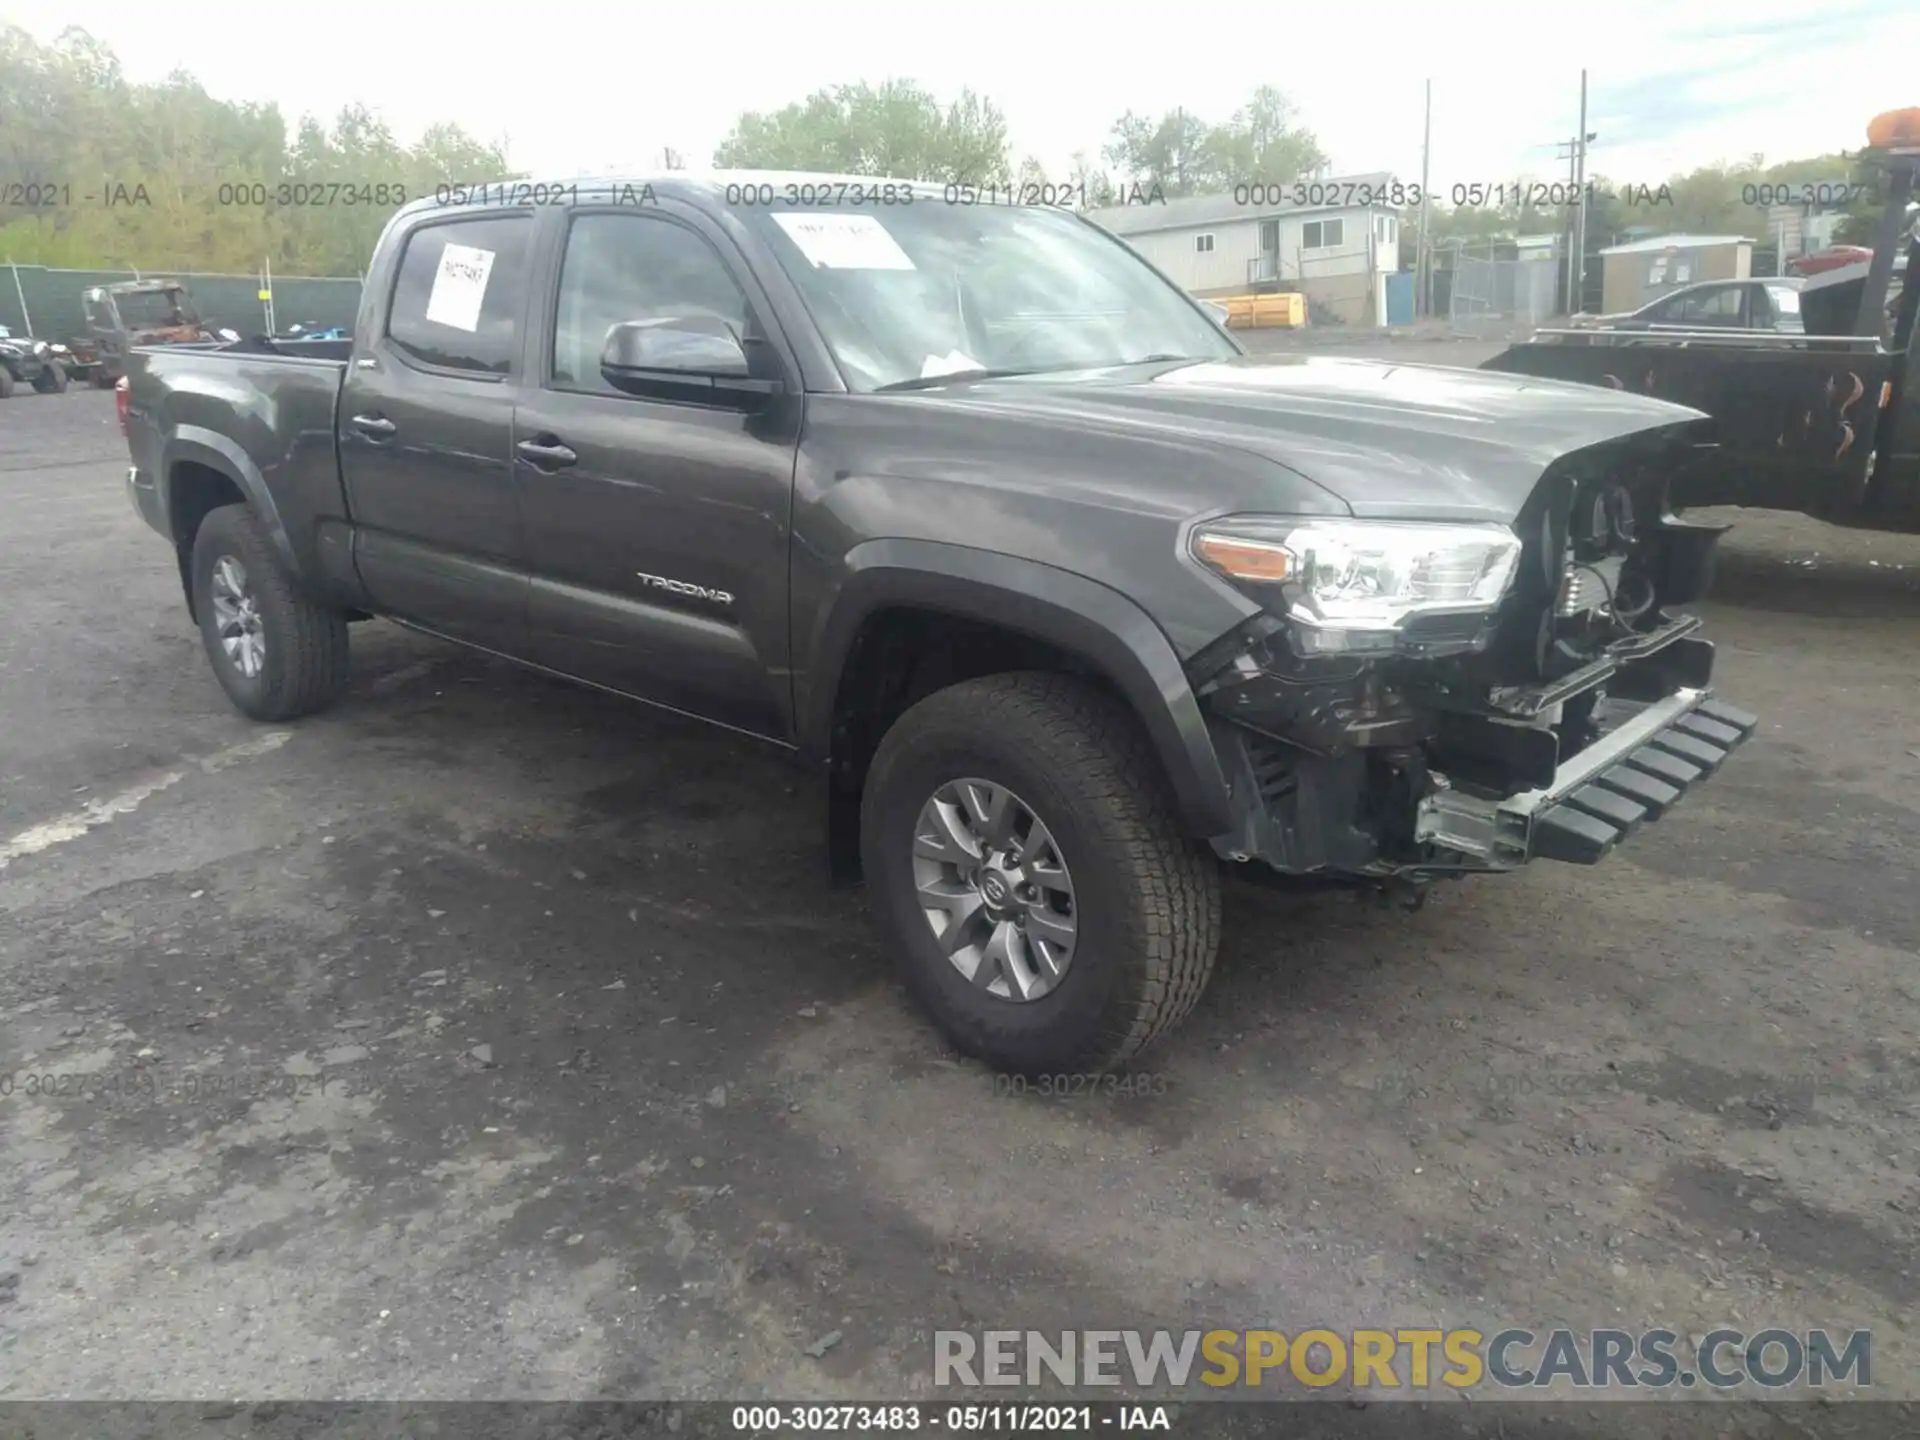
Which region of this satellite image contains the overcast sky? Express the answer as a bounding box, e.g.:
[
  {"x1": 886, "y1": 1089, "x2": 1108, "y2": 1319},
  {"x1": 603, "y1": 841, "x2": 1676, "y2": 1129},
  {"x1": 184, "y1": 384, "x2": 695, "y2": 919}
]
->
[{"x1": 8, "y1": 0, "x2": 1919, "y2": 190}]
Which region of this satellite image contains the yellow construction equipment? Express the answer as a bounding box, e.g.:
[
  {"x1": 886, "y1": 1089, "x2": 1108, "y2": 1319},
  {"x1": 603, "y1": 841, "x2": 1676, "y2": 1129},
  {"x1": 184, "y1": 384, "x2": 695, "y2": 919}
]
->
[{"x1": 1212, "y1": 291, "x2": 1306, "y2": 329}]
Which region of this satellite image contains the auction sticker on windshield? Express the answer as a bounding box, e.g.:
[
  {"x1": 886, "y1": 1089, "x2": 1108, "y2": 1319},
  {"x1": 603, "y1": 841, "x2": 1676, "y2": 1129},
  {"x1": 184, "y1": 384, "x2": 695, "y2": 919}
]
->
[
  {"x1": 772, "y1": 212, "x2": 916, "y2": 270},
  {"x1": 425, "y1": 242, "x2": 496, "y2": 332}
]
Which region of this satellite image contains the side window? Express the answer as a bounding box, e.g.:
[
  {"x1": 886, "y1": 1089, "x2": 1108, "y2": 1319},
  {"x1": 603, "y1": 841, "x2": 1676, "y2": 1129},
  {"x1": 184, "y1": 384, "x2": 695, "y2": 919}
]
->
[
  {"x1": 386, "y1": 215, "x2": 531, "y2": 376},
  {"x1": 1675, "y1": 286, "x2": 1742, "y2": 325},
  {"x1": 1638, "y1": 293, "x2": 1679, "y2": 323},
  {"x1": 551, "y1": 213, "x2": 751, "y2": 395},
  {"x1": 1303, "y1": 219, "x2": 1344, "y2": 250}
]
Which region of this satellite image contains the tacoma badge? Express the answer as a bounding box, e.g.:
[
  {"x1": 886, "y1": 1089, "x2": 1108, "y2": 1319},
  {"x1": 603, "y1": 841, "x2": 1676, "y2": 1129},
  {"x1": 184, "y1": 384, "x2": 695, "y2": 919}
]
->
[{"x1": 636, "y1": 571, "x2": 734, "y2": 605}]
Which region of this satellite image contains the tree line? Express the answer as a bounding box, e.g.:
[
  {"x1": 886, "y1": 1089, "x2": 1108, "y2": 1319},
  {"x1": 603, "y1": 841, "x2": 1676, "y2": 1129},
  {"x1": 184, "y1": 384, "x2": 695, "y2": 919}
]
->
[
  {"x1": 0, "y1": 24, "x2": 1890, "y2": 279},
  {"x1": 0, "y1": 25, "x2": 510, "y2": 276}
]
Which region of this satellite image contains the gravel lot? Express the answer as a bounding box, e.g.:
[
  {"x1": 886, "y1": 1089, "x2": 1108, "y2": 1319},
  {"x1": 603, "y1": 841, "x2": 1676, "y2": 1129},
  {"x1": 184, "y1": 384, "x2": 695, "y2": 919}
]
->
[{"x1": 4, "y1": 378, "x2": 1920, "y2": 1423}]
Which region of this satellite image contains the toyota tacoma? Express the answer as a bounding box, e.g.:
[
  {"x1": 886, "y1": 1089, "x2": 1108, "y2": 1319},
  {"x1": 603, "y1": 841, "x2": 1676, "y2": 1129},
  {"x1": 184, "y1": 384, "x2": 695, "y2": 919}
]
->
[{"x1": 119, "y1": 175, "x2": 1756, "y2": 1074}]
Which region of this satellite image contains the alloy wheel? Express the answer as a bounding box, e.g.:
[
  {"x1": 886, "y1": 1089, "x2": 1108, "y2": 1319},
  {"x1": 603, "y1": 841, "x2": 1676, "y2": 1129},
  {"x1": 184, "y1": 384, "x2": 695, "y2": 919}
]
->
[
  {"x1": 209, "y1": 555, "x2": 266, "y2": 678},
  {"x1": 910, "y1": 777, "x2": 1078, "y2": 1001}
]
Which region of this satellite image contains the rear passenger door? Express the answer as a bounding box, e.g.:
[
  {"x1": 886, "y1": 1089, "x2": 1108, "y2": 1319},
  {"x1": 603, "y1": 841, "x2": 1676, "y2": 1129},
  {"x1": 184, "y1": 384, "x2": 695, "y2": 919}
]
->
[
  {"x1": 338, "y1": 210, "x2": 533, "y2": 656},
  {"x1": 512, "y1": 204, "x2": 803, "y2": 740}
]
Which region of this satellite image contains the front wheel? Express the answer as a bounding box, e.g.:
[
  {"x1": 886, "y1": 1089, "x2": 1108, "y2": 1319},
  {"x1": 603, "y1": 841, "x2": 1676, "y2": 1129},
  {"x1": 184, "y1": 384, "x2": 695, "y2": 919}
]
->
[
  {"x1": 32, "y1": 363, "x2": 68, "y2": 394},
  {"x1": 0, "y1": 367, "x2": 14, "y2": 399},
  {"x1": 190, "y1": 503, "x2": 350, "y2": 721},
  {"x1": 861, "y1": 672, "x2": 1222, "y2": 1076}
]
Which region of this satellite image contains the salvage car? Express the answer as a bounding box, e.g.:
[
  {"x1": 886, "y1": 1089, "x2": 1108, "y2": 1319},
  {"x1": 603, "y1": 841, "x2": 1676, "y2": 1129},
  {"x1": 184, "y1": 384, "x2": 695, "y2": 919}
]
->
[
  {"x1": 118, "y1": 173, "x2": 1756, "y2": 1074},
  {"x1": 1484, "y1": 107, "x2": 1920, "y2": 532},
  {"x1": 1570, "y1": 277, "x2": 1806, "y2": 335},
  {"x1": 0, "y1": 324, "x2": 72, "y2": 396}
]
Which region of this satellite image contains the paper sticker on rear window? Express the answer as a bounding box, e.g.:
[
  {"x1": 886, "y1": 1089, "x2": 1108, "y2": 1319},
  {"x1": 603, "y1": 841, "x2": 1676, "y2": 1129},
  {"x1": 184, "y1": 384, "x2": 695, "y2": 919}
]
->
[
  {"x1": 771, "y1": 212, "x2": 916, "y2": 271},
  {"x1": 424, "y1": 242, "x2": 496, "y2": 332}
]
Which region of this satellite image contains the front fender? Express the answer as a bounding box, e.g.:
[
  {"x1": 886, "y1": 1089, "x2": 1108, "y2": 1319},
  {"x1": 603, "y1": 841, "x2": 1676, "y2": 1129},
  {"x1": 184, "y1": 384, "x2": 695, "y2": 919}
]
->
[{"x1": 798, "y1": 539, "x2": 1235, "y2": 839}]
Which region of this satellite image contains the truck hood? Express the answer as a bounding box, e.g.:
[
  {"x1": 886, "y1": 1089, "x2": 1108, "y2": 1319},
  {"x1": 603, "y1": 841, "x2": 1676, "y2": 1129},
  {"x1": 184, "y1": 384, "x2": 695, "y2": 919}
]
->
[{"x1": 923, "y1": 353, "x2": 1709, "y2": 522}]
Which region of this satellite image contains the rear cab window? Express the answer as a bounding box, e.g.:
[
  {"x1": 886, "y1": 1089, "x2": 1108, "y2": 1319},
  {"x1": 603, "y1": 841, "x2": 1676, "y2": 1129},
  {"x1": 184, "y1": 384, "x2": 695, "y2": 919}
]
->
[{"x1": 386, "y1": 214, "x2": 531, "y2": 376}]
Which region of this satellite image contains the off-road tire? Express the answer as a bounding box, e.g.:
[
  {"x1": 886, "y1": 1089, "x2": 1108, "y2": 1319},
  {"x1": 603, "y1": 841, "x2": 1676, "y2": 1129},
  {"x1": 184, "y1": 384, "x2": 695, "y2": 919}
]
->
[
  {"x1": 0, "y1": 368, "x2": 14, "y2": 399},
  {"x1": 190, "y1": 503, "x2": 350, "y2": 722},
  {"x1": 862, "y1": 671, "x2": 1222, "y2": 1075},
  {"x1": 32, "y1": 363, "x2": 68, "y2": 393}
]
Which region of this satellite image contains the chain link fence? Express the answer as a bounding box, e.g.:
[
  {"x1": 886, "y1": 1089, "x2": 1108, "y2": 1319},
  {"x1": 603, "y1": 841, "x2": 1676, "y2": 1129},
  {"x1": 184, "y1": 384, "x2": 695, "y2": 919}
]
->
[{"x1": 1446, "y1": 243, "x2": 1563, "y2": 340}]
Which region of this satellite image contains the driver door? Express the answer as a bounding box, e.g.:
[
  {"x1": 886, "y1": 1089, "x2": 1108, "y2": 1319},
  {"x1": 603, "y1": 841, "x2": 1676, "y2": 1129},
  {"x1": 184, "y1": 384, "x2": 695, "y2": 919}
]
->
[{"x1": 513, "y1": 204, "x2": 802, "y2": 740}]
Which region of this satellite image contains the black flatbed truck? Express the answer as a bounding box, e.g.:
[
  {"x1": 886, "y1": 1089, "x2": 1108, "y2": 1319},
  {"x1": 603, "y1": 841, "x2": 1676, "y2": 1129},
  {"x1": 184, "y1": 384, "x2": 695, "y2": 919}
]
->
[{"x1": 1482, "y1": 107, "x2": 1920, "y2": 534}]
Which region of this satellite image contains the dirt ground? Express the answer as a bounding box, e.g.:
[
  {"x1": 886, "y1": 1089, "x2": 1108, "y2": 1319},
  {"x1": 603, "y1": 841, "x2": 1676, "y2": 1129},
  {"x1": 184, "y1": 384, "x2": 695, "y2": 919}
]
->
[{"x1": 3, "y1": 379, "x2": 1919, "y2": 1428}]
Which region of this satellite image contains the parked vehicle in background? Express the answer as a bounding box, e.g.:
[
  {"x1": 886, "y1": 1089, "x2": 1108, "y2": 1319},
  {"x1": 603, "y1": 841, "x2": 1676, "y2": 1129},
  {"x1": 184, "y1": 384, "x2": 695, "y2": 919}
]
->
[
  {"x1": 54, "y1": 335, "x2": 104, "y2": 383},
  {"x1": 120, "y1": 172, "x2": 1755, "y2": 1074},
  {"x1": 82, "y1": 279, "x2": 235, "y2": 386},
  {"x1": 0, "y1": 324, "x2": 72, "y2": 397},
  {"x1": 1569, "y1": 277, "x2": 1806, "y2": 335},
  {"x1": 1484, "y1": 107, "x2": 1920, "y2": 534}
]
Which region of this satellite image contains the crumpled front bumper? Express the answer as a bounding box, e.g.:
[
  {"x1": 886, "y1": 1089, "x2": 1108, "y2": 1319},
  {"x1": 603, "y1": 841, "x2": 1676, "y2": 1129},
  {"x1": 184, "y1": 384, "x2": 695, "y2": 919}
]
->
[{"x1": 1416, "y1": 689, "x2": 1758, "y2": 868}]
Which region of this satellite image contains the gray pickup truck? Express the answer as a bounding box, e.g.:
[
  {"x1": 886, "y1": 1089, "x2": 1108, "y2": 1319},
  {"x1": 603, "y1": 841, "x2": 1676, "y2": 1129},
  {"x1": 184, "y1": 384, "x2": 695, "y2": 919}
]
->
[{"x1": 121, "y1": 174, "x2": 1756, "y2": 1075}]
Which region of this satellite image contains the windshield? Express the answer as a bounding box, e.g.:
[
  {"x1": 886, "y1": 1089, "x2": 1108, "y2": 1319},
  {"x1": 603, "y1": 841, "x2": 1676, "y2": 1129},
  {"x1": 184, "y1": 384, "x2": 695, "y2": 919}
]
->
[
  {"x1": 740, "y1": 200, "x2": 1237, "y2": 391},
  {"x1": 116, "y1": 288, "x2": 199, "y2": 328}
]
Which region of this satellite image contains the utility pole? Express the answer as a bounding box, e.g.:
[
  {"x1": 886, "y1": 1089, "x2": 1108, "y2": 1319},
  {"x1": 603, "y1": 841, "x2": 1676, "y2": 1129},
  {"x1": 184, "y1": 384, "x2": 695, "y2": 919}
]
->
[
  {"x1": 1416, "y1": 78, "x2": 1432, "y2": 318},
  {"x1": 1573, "y1": 69, "x2": 1590, "y2": 315},
  {"x1": 1552, "y1": 80, "x2": 1598, "y2": 317},
  {"x1": 1555, "y1": 135, "x2": 1580, "y2": 313}
]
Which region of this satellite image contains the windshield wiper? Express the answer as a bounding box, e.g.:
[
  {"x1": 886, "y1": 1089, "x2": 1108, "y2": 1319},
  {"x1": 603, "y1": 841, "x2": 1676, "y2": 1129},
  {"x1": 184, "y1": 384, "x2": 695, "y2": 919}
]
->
[{"x1": 872, "y1": 367, "x2": 1041, "y2": 392}]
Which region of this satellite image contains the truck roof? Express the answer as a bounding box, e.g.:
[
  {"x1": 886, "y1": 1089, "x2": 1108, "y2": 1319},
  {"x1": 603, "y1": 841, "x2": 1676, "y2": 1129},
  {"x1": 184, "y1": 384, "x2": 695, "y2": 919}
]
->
[
  {"x1": 86, "y1": 279, "x2": 187, "y2": 299},
  {"x1": 392, "y1": 171, "x2": 953, "y2": 225}
]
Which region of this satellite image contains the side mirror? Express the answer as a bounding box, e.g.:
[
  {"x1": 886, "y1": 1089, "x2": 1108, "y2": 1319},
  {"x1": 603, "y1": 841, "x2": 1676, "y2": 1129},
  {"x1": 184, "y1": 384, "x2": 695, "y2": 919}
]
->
[
  {"x1": 600, "y1": 316, "x2": 782, "y2": 408},
  {"x1": 1201, "y1": 300, "x2": 1231, "y2": 327}
]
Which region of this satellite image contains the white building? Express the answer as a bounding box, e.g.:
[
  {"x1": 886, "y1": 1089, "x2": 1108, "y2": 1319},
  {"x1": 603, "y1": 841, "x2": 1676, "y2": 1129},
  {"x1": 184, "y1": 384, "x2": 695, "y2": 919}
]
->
[{"x1": 1085, "y1": 172, "x2": 1406, "y2": 325}]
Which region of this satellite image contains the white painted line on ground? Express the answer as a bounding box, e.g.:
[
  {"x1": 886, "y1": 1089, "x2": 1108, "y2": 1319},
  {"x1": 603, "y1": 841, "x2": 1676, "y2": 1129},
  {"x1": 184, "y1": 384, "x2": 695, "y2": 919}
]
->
[{"x1": 0, "y1": 730, "x2": 292, "y2": 872}]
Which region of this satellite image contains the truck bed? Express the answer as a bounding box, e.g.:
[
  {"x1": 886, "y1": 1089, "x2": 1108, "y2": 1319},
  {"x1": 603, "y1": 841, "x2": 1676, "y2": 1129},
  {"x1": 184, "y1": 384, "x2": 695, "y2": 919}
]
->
[
  {"x1": 1480, "y1": 330, "x2": 1895, "y2": 517},
  {"x1": 123, "y1": 342, "x2": 354, "y2": 592}
]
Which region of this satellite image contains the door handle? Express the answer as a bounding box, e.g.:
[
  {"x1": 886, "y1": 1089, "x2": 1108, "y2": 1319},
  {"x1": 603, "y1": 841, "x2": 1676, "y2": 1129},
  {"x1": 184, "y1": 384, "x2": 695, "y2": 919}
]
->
[
  {"x1": 349, "y1": 413, "x2": 396, "y2": 438},
  {"x1": 516, "y1": 437, "x2": 578, "y2": 469}
]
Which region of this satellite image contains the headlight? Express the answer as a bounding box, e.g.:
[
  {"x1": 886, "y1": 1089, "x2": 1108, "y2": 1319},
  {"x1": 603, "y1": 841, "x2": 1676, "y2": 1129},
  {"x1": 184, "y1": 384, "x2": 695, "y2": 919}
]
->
[
  {"x1": 32, "y1": 341, "x2": 49, "y2": 355},
  {"x1": 1191, "y1": 517, "x2": 1523, "y2": 654}
]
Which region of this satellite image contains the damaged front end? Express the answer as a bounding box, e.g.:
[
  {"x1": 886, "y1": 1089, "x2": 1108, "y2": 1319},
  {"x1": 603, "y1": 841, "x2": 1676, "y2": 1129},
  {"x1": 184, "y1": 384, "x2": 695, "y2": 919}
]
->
[{"x1": 1187, "y1": 430, "x2": 1758, "y2": 887}]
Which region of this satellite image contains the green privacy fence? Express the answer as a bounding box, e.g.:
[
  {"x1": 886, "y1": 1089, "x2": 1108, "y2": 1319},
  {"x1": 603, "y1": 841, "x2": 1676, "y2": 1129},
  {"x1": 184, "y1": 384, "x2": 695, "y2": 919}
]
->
[{"x1": 0, "y1": 264, "x2": 363, "y2": 341}]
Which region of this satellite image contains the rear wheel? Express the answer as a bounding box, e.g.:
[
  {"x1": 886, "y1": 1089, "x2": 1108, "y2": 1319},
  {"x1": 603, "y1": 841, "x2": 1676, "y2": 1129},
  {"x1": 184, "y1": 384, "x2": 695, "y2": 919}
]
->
[
  {"x1": 861, "y1": 672, "x2": 1222, "y2": 1076},
  {"x1": 190, "y1": 504, "x2": 350, "y2": 721},
  {"x1": 0, "y1": 367, "x2": 15, "y2": 399},
  {"x1": 32, "y1": 363, "x2": 67, "y2": 394}
]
